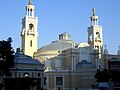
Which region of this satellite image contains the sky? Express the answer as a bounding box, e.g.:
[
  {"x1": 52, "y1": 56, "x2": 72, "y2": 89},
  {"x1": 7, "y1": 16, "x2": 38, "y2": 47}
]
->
[{"x1": 0, "y1": 0, "x2": 120, "y2": 54}]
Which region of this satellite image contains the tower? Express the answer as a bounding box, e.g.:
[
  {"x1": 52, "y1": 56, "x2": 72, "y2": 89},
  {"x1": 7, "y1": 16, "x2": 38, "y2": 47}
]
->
[
  {"x1": 21, "y1": 0, "x2": 38, "y2": 57},
  {"x1": 88, "y1": 8, "x2": 103, "y2": 68},
  {"x1": 104, "y1": 44, "x2": 108, "y2": 55},
  {"x1": 117, "y1": 46, "x2": 120, "y2": 55}
]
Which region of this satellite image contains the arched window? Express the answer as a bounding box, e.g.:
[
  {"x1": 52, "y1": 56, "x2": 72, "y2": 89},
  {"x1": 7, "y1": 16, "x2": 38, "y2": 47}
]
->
[
  {"x1": 95, "y1": 46, "x2": 99, "y2": 51},
  {"x1": 30, "y1": 9, "x2": 32, "y2": 16},
  {"x1": 30, "y1": 40, "x2": 32, "y2": 47},
  {"x1": 79, "y1": 47, "x2": 90, "y2": 62},
  {"x1": 29, "y1": 23, "x2": 34, "y2": 30},
  {"x1": 96, "y1": 32, "x2": 100, "y2": 38},
  {"x1": 89, "y1": 34, "x2": 93, "y2": 41}
]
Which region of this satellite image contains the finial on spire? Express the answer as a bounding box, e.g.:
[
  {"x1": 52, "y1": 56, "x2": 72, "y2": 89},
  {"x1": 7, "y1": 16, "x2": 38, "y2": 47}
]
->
[
  {"x1": 29, "y1": 0, "x2": 32, "y2": 5},
  {"x1": 104, "y1": 44, "x2": 108, "y2": 54},
  {"x1": 104, "y1": 44, "x2": 107, "y2": 49},
  {"x1": 92, "y1": 7, "x2": 96, "y2": 16},
  {"x1": 90, "y1": 7, "x2": 98, "y2": 25},
  {"x1": 117, "y1": 46, "x2": 120, "y2": 55},
  {"x1": 118, "y1": 46, "x2": 120, "y2": 51}
]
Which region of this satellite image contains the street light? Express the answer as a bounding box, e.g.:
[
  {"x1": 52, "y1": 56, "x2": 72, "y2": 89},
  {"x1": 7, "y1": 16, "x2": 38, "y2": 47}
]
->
[{"x1": 24, "y1": 73, "x2": 29, "y2": 78}]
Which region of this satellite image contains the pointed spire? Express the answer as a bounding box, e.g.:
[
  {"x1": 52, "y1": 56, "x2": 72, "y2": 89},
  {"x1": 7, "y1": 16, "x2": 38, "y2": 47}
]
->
[
  {"x1": 104, "y1": 44, "x2": 108, "y2": 54},
  {"x1": 92, "y1": 7, "x2": 96, "y2": 16},
  {"x1": 90, "y1": 7, "x2": 98, "y2": 26},
  {"x1": 29, "y1": 0, "x2": 32, "y2": 5},
  {"x1": 117, "y1": 46, "x2": 120, "y2": 55},
  {"x1": 26, "y1": 0, "x2": 35, "y2": 17}
]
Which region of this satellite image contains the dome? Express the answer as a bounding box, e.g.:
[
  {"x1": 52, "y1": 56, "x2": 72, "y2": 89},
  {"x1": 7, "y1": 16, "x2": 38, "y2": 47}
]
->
[
  {"x1": 38, "y1": 40, "x2": 77, "y2": 52},
  {"x1": 77, "y1": 42, "x2": 90, "y2": 48},
  {"x1": 14, "y1": 50, "x2": 42, "y2": 65},
  {"x1": 76, "y1": 60, "x2": 96, "y2": 68},
  {"x1": 38, "y1": 32, "x2": 78, "y2": 52}
]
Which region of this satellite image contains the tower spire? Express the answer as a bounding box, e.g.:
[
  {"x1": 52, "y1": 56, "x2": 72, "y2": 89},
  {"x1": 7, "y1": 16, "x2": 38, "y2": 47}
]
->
[
  {"x1": 88, "y1": 8, "x2": 103, "y2": 68},
  {"x1": 26, "y1": 0, "x2": 35, "y2": 17},
  {"x1": 117, "y1": 46, "x2": 120, "y2": 55},
  {"x1": 104, "y1": 44, "x2": 108, "y2": 54},
  {"x1": 92, "y1": 7, "x2": 96, "y2": 16},
  {"x1": 29, "y1": 0, "x2": 32, "y2": 5},
  {"x1": 21, "y1": 0, "x2": 38, "y2": 57},
  {"x1": 90, "y1": 7, "x2": 98, "y2": 26}
]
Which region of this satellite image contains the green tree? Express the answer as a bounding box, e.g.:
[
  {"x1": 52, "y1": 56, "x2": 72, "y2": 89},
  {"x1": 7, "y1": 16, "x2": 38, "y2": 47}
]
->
[
  {"x1": 95, "y1": 69, "x2": 111, "y2": 82},
  {"x1": 0, "y1": 37, "x2": 14, "y2": 76},
  {"x1": 4, "y1": 78, "x2": 39, "y2": 90},
  {"x1": 111, "y1": 70, "x2": 120, "y2": 84},
  {"x1": 94, "y1": 69, "x2": 101, "y2": 82}
]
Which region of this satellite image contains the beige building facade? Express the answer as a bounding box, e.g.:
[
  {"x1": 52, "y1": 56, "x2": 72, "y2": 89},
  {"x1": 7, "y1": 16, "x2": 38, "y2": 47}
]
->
[
  {"x1": 33, "y1": 32, "x2": 97, "y2": 89},
  {"x1": 21, "y1": 0, "x2": 38, "y2": 57},
  {"x1": 9, "y1": 48, "x2": 44, "y2": 90},
  {"x1": 20, "y1": 1, "x2": 104, "y2": 90},
  {"x1": 88, "y1": 8, "x2": 103, "y2": 69},
  {"x1": 32, "y1": 4, "x2": 102, "y2": 90}
]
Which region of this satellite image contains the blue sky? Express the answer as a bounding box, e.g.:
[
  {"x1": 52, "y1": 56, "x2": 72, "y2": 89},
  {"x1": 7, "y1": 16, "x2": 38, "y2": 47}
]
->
[{"x1": 0, "y1": 0, "x2": 120, "y2": 54}]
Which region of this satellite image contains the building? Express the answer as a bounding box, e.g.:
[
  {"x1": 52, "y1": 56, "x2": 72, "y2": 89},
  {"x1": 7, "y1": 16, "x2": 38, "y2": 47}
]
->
[
  {"x1": 108, "y1": 58, "x2": 120, "y2": 73},
  {"x1": 3, "y1": 48, "x2": 44, "y2": 90},
  {"x1": 21, "y1": 0, "x2": 38, "y2": 57},
  {"x1": 20, "y1": 0, "x2": 107, "y2": 90},
  {"x1": 33, "y1": 7, "x2": 102, "y2": 90},
  {"x1": 88, "y1": 7, "x2": 103, "y2": 68},
  {"x1": 1, "y1": 0, "x2": 120, "y2": 90},
  {"x1": 104, "y1": 46, "x2": 120, "y2": 70},
  {"x1": 2, "y1": 1, "x2": 44, "y2": 90}
]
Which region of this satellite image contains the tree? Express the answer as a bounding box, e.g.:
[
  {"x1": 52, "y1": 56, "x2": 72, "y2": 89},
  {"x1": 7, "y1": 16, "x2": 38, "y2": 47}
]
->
[
  {"x1": 94, "y1": 69, "x2": 101, "y2": 82},
  {"x1": 4, "y1": 77, "x2": 39, "y2": 90},
  {"x1": 95, "y1": 69, "x2": 111, "y2": 82},
  {"x1": 111, "y1": 70, "x2": 120, "y2": 85},
  {"x1": 0, "y1": 37, "x2": 14, "y2": 76}
]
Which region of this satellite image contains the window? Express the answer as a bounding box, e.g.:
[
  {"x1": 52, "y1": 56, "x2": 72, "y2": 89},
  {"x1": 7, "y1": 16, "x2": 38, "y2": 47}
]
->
[
  {"x1": 15, "y1": 72, "x2": 17, "y2": 78},
  {"x1": 32, "y1": 72, "x2": 34, "y2": 77},
  {"x1": 29, "y1": 9, "x2": 33, "y2": 16},
  {"x1": 95, "y1": 46, "x2": 99, "y2": 51},
  {"x1": 29, "y1": 23, "x2": 34, "y2": 30},
  {"x1": 56, "y1": 77, "x2": 63, "y2": 85},
  {"x1": 18, "y1": 72, "x2": 21, "y2": 77},
  {"x1": 38, "y1": 73, "x2": 40, "y2": 77},
  {"x1": 44, "y1": 77, "x2": 47, "y2": 85},
  {"x1": 89, "y1": 34, "x2": 93, "y2": 41},
  {"x1": 30, "y1": 40, "x2": 32, "y2": 47},
  {"x1": 96, "y1": 32, "x2": 100, "y2": 38}
]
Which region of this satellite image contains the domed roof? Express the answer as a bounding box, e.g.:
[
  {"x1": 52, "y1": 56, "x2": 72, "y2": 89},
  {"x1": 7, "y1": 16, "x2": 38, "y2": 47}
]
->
[
  {"x1": 77, "y1": 42, "x2": 90, "y2": 48},
  {"x1": 76, "y1": 60, "x2": 96, "y2": 68},
  {"x1": 38, "y1": 32, "x2": 78, "y2": 52},
  {"x1": 14, "y1": 50, "x2": 42, "y2": 65},
  {"x1": 38, "y1": 40, "x2": 77, "y2": 52}
]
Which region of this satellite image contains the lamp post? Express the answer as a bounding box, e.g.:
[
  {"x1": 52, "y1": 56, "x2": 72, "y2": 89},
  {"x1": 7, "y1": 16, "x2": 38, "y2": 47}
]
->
[
  {"x1": 23, "y1": 73, "x2": 31, "y2": 90},
  {"x1": 24, "y1": 73, "x2": 29, "y2": 78}
]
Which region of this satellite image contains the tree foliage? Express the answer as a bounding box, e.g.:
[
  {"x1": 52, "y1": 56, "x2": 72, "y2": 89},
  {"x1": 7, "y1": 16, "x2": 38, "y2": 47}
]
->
[
  {"x1": 111, "y1": 70, "x2": 120, "y2": 84},
  {"x1": 0, "y1": 37, "x2": 14, "y2": 76},
  {"x1": 95, "y1": 68, "x2": 120, "y2": 86},
  {"x1": 95, "y1": 69, "x2": 111, "y2": 82},
  {"x1": 4, "y1": 78, "x2": 39, "y2": 90}
]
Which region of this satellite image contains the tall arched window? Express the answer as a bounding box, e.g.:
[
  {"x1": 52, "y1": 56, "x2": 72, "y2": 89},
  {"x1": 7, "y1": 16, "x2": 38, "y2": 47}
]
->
[
  {"x1": 89, "y1": 34, "x2": 93, "y2": 42},
  {"x1": 29, "y1": 23, "x2": 34, "y2": 30},
  {"x1": 96, "y1": 32, "x2": 100, "y2": 38},
  {"x1": 30, "y1": 40, "x2": 32, "y2": 47}
]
